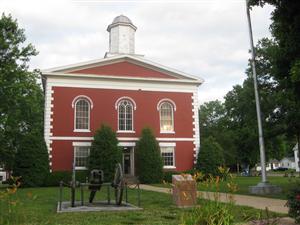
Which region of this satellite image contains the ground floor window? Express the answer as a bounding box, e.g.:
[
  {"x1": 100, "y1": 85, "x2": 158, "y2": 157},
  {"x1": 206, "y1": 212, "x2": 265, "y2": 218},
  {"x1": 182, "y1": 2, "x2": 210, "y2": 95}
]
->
[
  {"x1": 74, "y1": 146, "x2": 90, "y2": 169},
  {"x1": 160, "y1": 146, "x2": 175, "y2": 168}
]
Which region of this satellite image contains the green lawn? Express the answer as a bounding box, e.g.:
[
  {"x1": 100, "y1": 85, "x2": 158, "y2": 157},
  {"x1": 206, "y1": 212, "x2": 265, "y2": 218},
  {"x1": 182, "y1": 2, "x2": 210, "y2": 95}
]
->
[
  {"x1": 155, "y1": 176, "x2": 300, "y2": 200},
  {"x1": 0, "y1": 186, "x2": 282, "y2": 225},
  {"x1": 198, "y1": 176, "x2": 300, "y2": 199}
]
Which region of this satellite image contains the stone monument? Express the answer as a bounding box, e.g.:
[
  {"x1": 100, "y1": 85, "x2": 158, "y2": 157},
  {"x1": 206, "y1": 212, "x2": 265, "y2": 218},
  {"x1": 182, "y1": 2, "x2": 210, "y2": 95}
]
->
[{"x1": 172, "y1": 174, "x2": 197, "y2": 208}]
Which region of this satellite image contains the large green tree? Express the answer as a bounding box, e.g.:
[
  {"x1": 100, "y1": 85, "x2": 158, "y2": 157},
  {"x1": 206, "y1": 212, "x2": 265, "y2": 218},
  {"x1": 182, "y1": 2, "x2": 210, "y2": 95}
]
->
[
  {"x1": 89, "y1": 124, "x2": 122, "y2": 181},
  {"x1": 199, "y1": 100, "x2": 236, "y2": 166},
  {"x1": 13, "y1": 129, "x2": 49, "y2": 187},
  {"x1": 199, "y1": 39, "x2": 290, "y2": 168},
  {"x1": 0, "y1": 14, "x2": 47, "y2": 174},
  {"x1": 249, "y1": 0, "x2": 300, "y2": 146}
]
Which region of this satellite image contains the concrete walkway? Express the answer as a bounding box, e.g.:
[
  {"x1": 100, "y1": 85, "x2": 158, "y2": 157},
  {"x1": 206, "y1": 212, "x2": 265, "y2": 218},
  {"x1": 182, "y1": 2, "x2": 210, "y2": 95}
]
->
[{"x1": 139, "y1": 184, "x2": 289, "y2": 214}]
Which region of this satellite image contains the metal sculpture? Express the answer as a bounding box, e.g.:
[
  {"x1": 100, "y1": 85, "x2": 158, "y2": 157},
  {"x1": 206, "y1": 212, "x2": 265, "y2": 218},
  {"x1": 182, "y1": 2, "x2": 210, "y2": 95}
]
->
[
  {"x1": 111, "y1": 163, "x2": 124, "y2": 205},
  {"x1": 58, "y1": 163, "x2": 138, "y2": 210}
]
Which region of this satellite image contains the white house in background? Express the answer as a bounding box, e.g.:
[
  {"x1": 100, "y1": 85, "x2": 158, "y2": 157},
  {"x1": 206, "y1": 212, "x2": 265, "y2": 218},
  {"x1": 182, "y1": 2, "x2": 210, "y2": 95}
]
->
[
  {"x1": 294, "y1": 143, "x2": 299, "y2": 172},
  {"x1": 0, "y1": 167, "x2": 7, "y2": 183},
  {"x1": 256, "y1": 159, "x2": 280, "y2": 171},
  {"x1": 279, "y1": 157, "x2": 296, "y2": 169}
]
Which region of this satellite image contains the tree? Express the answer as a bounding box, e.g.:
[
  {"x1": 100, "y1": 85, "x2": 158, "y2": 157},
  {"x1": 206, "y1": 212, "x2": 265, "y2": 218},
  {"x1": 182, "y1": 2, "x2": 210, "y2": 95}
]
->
[
  {"x1": 89, "y1": 124, "x2": 122, "y2": 181},
  {"x1": 135, "y1": 127, "x2": 163, "y2": 183},
  {"x1": 13, "y1": 130, "x2": 49, "y2": 187},
  {"x1": 249, "y1": 0, "x2": 300, "y2": 148},
  {"x1": 196, "y1": 136, "x2": 224, "y2": 176},
  {"x1": 0, "y1": 14, "x2": 45, "y2": 171},
  {"x1": 199, "y1": 100, "x2": 236, "y2": 167}
]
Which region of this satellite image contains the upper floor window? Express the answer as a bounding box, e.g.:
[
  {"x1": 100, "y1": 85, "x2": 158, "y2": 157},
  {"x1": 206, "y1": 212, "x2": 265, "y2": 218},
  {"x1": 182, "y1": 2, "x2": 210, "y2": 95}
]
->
[
  {"x1": 72, "y1": 96, "x2": 93, "y2": 132},
  {"x1": 159, "y1": 101, "x2": 175, "y2": 132},
  {"x1": 115, "y1": 96, "x2": 136, "y2": 132},
  {"x1": 118, "y1": 100, "x2": 133, "y2": 131}
]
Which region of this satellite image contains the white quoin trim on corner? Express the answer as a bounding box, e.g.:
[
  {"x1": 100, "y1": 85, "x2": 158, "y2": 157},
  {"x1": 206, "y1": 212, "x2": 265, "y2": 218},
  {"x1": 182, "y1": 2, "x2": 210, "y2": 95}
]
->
[
  {"x1": 44, "y1": 83, "x2": 54, "y2": 172},
  {"x1": 192, "y1": 90, "x2": 200, "y2": 164}
]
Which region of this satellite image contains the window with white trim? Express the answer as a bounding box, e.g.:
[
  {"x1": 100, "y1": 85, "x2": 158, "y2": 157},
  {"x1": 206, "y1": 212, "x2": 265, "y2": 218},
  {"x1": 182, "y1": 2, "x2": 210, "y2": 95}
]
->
[
  {"x1": 159, "y1": 102, "x2": 174, "y2": 132},
  {"x1": 74, "y1": 146, "x2": 90, "y2": 169},
  {"x1": 75, "y1": 99, "x2": 90, "y2": 130},
  {"x1": 160, "y1": 146, "x2": 175, "y2": 167},
  {"x1": 118, "y1": 100, "x2": 133, "y2": 131}
]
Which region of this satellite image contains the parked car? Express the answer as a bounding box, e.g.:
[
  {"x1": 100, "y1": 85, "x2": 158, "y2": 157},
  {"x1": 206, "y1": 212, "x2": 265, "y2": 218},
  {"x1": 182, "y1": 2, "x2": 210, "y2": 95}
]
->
[{"x1": 273, "y1": 167, "x2": 289, "y2": 171}]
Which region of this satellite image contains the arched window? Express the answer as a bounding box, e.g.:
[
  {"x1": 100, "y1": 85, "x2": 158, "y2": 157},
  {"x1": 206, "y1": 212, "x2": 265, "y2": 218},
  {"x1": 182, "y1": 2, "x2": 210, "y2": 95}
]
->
[
  {"x1": 118, "y1": 100, "x2": 133, "y2": 131},
  {"x1": 159, "y1": 102, "x2": 174, "y2": 132},
  {"x1": 74, "y1": 98, "x2": 90, "y2": 131}
]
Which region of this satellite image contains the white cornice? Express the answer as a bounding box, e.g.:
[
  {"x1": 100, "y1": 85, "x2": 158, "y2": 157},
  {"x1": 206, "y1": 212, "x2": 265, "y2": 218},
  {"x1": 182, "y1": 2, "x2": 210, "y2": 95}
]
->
[
  {"x1": 42, "y1": 54, "x2": 204, "y2": 83},
  {"x1": 43, "y1": 72, "x2": 203, "y2": 85}
]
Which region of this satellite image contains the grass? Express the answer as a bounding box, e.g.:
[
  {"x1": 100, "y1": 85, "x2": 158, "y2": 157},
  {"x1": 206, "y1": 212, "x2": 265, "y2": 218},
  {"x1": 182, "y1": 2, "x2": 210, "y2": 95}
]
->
[
  {"x1": 0, "y1": 186, "x2": 283, "y2": 225},
  {"x1": 154, "y1": 176, "x2": 300, "y2": 200}
]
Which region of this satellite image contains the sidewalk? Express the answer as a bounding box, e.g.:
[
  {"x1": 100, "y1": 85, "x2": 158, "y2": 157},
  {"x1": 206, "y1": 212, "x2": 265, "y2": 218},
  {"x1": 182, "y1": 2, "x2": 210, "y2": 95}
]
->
[{"x1": 139, "y1": 184, "x2": 288, "y2": 214}]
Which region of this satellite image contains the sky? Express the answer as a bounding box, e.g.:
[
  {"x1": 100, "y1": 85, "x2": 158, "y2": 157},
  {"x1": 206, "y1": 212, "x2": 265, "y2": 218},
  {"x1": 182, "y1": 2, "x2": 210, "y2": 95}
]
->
[{"x1": 2, "y1": 0, "x2": 274, "y2": 103}]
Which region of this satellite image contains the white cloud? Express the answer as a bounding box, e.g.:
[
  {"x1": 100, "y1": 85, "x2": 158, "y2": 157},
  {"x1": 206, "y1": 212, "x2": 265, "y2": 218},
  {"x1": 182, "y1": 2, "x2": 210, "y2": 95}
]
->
[{"x1": 2, "y1": 0, "x2": 273, "y2": 104}]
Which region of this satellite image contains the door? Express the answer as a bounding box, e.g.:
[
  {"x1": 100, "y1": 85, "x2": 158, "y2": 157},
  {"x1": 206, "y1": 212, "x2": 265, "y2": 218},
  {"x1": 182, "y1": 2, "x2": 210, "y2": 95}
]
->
[
  {"x1": 122, "y1": 147, "x2": 133, "y2": 176},
  {"x1": 123, "y1": 152, "x2": 131, "y2": 175}
]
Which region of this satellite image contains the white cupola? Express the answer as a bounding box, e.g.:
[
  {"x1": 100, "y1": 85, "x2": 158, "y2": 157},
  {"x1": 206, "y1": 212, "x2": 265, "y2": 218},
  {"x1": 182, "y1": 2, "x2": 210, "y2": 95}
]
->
[{"x1": 106, "y1": 15, "x2": 137, "y2": 56}]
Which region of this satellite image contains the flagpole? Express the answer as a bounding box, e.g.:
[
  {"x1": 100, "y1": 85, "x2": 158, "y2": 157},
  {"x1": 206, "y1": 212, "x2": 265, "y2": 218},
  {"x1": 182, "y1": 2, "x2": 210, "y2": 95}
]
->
[{"x1": 245, "y1": 0, "x2": 267, "y2": 184}]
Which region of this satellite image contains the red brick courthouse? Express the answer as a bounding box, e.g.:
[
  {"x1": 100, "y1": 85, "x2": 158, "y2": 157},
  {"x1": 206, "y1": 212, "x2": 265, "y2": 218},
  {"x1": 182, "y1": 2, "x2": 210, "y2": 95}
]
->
[{"x1": 42, "y1": 15, "x2": 203, "y2": 175}]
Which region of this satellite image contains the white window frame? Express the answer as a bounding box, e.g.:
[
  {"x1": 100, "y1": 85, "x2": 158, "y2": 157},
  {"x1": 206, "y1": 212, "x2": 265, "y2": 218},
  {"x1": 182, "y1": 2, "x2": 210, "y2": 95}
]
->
[
  {"x1": 116, "y1": 99, "x2": 135, "y2": 133},
  {"x1": 158, "y1": 100, "x2": 176, "y2": 134},
  {"x1": 159, "y1": 142, "x2": 176, "y2": 169},
  {"x1": 72, "y1": 142, "x2": 91, "y2": 170},
  {"x1": 73, "y1": 96, "x2": 92, "y2": 132}
]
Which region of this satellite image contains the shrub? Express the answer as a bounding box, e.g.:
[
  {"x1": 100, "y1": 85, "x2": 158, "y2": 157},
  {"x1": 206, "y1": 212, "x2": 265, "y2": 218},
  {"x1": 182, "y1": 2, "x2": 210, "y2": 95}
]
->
[
  {"x1": 89, "y1": 124, "x2": 122, "y2": 182},
  {"x1": 44, "y1": 170, "x2": 89, "y2": 187},
  {"x1": 286, "y1": 180, "x2": 300, "y2": 223},
  {"x1": 163, "y1": 171, "x2": 180, "y2": 183},
  {"x1": 196, "y1": 136, "x2": 224, "y2": 176},
  {"x1": 180, "y1": 168, "x2": 237, "y2": 225},
  {"x1": 13, "y1": 130, "x2": 50, "y2": 187},
  {"x1": 181, "y1": 201, "x2": 234, "y2": 225},
  {"x1": 136, "y1": 127, "x2": 163, "y2": 183}
]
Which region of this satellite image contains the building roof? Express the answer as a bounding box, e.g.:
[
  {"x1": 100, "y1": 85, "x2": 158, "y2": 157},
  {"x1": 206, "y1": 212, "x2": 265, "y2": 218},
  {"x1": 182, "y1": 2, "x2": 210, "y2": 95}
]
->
[
  {"x1": 280, "y1": 157, "x2": 295, "y2": 163},
  {"x1": 42, "y1": 54, "x2": 204, "y2": 84},
  {"x1": 107, "y1": 15, "x2": 137, "y2": 31},
  {"x1": 112, "y1": 15, "x2": 132, "y2": 24}
]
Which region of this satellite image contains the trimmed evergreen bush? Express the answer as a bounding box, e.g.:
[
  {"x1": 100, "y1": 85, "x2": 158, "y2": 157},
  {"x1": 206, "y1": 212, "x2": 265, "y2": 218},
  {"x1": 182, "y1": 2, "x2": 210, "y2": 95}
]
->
[
  {"x1": 136, "y1": 127, "x2": 163, "y2": 183},
  {"x1": 13, "y1": 131, "x2": 50, "y2": 187},
  {"x1": 89, "y1": 124, "x2": 122, "y2": 182},
  {"x1": 196, "y1": 136, "x2": 224, "y2": 176}
]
